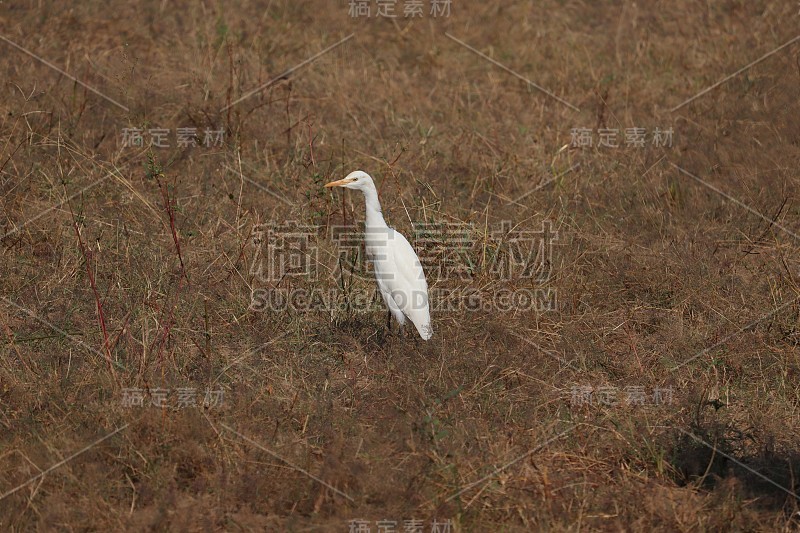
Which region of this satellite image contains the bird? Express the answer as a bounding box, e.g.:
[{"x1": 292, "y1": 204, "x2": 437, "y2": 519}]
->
[{"x1": 324, "y1": 170, "x2": 433, "y2": 340}]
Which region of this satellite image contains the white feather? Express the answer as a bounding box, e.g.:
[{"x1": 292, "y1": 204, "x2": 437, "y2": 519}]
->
[{"x1": 325, "y1": 170, "x2": 433, "y2": 340}]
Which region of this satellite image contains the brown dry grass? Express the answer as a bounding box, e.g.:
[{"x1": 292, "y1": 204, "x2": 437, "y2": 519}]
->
[{"x1": 1, "y1": 0, "x2": 800, "y2": 531}]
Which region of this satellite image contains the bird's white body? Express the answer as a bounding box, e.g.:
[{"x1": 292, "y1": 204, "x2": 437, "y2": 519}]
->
[{"x1": 325, "y1": 171, "x2": 432, "y2": 340}]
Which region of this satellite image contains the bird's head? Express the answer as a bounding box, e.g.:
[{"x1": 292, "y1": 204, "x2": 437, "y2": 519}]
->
[{"x1": 324, "y1": 170, "x2": 374, "y2": 191}]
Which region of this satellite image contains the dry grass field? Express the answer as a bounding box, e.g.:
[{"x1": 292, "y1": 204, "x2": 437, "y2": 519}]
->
[{"x1": 2, "y1": 0, "x2": 800, "y2": 530}]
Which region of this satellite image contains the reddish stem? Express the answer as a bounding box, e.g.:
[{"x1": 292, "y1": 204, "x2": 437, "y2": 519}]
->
[{"x1": 69, "y1": 209, "x2": 118, "y2": 383}]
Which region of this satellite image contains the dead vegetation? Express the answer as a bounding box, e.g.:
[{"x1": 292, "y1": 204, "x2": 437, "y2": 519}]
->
[{"x1": 1, "y1": 0, "x2": 800, "y2": 530}]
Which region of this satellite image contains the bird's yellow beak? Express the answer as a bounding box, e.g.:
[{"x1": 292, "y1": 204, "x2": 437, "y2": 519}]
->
[{"x1": 324, "y1": 177, "x2": 355, "y2": 188}]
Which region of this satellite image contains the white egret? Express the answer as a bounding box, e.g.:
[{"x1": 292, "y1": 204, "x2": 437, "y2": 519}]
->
[{"x1": 325, "y1": 171, "x2": 433, "y2": 340}]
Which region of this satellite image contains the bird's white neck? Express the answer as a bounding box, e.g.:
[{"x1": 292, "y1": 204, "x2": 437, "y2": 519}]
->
[{"x1": 361, "y1": 185, "x2": 387, "y2": 229}]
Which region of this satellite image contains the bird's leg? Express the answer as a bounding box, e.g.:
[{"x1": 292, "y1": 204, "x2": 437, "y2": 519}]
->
[
  {"x1": 385, "y1": 310, "x2": 398, "y2": 340},
  {"x1": 377, "y1": 311, "x2": 392, "y2": 346}
]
